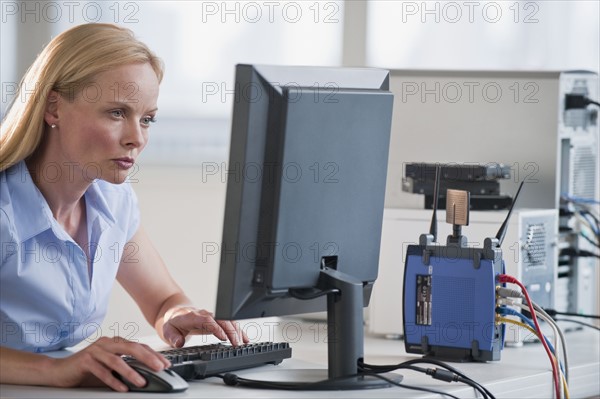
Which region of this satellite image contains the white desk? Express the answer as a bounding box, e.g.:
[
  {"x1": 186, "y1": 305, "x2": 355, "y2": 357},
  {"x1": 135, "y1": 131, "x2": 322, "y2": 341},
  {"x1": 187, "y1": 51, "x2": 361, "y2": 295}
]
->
[{"x1": 1, "y1": 318, "x2": 599, "y2": 398}]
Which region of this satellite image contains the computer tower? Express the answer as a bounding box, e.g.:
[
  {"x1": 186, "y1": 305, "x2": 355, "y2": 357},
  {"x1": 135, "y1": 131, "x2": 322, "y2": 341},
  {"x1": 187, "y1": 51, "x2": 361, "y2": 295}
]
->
[
  {"x1": 380, "y1": 70, "x2": 598, "y2": 318},
  {"x1": 557, "y1": 74, "x2": 599, "y2": 315}
]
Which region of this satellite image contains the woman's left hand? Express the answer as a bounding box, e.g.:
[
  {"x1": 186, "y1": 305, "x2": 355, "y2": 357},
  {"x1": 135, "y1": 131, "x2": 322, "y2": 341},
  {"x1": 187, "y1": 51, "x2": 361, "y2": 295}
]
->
[{"x1": 162, "y1": 307, "x2": 249, "y2": 348}]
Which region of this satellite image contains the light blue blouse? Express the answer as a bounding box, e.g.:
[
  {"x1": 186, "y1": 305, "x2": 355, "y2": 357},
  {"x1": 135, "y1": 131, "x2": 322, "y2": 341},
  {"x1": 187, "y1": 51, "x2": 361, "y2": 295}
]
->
[{"x1": 0, "y1": 161, "x2": 140, "y2": 352}]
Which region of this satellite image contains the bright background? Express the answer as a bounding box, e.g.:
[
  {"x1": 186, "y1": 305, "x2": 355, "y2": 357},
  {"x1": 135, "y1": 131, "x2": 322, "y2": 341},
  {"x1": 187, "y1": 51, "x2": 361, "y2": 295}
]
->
[
  {"x1": 1, "y1": 0, "x2": 598, "y2": 340},
  {"x1": 2, "y1": 1, "x2": 598, "y2": 164}
]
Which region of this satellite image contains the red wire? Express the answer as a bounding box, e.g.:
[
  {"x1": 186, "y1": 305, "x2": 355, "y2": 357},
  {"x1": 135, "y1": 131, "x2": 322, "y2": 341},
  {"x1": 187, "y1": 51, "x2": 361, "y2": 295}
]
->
[{"x1": 499, "y1": 274, "x2": 561, "y2": 399}]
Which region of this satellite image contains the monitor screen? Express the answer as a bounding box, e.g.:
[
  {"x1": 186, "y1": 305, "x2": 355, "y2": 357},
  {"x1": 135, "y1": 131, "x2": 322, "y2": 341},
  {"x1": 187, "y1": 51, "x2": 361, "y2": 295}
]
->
[{"x1": 215, "y1": 64, "x2": 395, "y2": 388}]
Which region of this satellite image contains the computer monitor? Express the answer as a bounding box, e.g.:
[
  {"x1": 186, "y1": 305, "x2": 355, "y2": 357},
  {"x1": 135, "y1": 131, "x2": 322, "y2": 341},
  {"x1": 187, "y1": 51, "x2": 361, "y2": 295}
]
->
[{"x1": 215, "y1": 64, "x2": 396, "y2": 389}]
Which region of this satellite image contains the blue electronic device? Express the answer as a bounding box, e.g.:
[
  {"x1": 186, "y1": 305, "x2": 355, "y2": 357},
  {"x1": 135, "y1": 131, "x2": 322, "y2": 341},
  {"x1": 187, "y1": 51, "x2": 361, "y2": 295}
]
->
[{"x1": 403, "y1": 167, "x2": 524, "y2": 361}]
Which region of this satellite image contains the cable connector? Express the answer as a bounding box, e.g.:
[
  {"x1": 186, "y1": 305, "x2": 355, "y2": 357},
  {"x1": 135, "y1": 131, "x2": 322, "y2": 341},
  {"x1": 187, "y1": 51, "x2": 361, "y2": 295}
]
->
[
  {"x1": 565, "y1": 94, "x2": 600, "y2": 109},
  {"x1": 496, "y1": 286, "x2": 524, "y2": 299},
  {"x1": 426, "y1": 368, "x2": 460, "y2": 383},
  {"x1": 496, "y1": 298, "x2": 518, "y2": 307}
]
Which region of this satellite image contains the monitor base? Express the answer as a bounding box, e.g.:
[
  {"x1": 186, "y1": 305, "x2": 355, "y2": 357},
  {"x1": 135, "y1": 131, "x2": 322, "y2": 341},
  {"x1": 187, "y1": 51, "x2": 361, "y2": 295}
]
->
[
  {"x1": 319, "y1": 372, "x2": 403, "y2": 390},
  {"x1": 231, "y1": 368, "x2": 403, "y2": 390}
]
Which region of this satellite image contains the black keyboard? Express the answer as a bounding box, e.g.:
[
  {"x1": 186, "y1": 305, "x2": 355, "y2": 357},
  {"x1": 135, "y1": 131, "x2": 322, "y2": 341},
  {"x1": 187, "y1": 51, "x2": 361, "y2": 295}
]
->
[{"x1": 152, "y1": 342, "x2": 291, "y2": 380}]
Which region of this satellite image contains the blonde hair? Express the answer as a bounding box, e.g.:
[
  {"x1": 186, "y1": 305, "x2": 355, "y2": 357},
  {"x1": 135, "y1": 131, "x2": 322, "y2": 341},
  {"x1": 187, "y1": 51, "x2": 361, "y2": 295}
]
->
[{"x1": 0, "y1": 23, "x2": 164, "y2": 171}]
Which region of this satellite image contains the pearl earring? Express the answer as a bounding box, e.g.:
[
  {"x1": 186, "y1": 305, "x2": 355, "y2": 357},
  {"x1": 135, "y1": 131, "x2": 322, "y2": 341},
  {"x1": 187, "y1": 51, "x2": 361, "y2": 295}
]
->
[{"x1": 51, "y1": 124, "x2": 56, "y2": 129}]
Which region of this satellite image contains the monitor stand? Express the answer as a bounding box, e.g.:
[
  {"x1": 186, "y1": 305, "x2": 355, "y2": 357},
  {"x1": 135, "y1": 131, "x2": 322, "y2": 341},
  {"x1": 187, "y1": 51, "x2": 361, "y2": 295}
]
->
[
  {"x1": 239, "y1": 267, "x2": 403, "y2": 390},
  {"x1": 315, "y1": 267, "x2": 402, "y2": 390}
]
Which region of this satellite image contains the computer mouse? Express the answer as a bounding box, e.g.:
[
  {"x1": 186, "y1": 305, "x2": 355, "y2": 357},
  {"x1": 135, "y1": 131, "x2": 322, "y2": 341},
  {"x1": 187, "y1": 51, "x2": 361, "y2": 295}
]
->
[{"x1": 114, "y1": 360, "x2": 189, "y2": 393}]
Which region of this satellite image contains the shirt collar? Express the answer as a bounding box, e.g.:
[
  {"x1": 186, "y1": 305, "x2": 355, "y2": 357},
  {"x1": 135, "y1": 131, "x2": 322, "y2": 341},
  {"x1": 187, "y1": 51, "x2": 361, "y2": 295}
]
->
[
  {"x1": 85, "y1": 179, "x2": 117, "y2": 228},
  {"x1": 7, "y1": 161, "x2": 117, "y2": 243}
]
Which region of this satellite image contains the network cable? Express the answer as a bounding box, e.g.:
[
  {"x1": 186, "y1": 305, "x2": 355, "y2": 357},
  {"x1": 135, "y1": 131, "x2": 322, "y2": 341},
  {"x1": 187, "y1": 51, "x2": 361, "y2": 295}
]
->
[
  {"x1": 497, "y1": 274, "x2": 562, "y2": 399},
  {"x1": 554, "y1": 318, "x2": 600, "y2": 331},
  {"x1": 496, "y1": 305, "x2": 567, "y2": 380},
  {"x1": 497, "y1": 297, "x2": 568, "y2": 381},
  {"x1": 543, "y1": 309, "x2": 600, "y2": 319},
  {"x1": 496, "y1": 316, "x2": 570, "y2": 399},
  {"x1": 545, "y1": 310, "x2": 600, "y2": 330}
]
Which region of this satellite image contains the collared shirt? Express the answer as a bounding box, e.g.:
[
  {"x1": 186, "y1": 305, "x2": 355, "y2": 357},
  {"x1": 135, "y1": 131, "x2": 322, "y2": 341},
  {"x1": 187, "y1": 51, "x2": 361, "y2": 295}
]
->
[{"x1": 0, "y1": 161, "x2": 140, "y2": 352}]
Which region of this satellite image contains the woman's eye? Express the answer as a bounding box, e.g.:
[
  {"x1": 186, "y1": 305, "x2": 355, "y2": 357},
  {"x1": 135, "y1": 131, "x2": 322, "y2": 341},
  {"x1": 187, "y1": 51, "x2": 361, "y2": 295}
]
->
[
  {"x1": 111, "y1": 110, "x2": 125, "y2": 118},
  {"x1": 142, "y1": 116, "x2": 157, "y2": 126}
]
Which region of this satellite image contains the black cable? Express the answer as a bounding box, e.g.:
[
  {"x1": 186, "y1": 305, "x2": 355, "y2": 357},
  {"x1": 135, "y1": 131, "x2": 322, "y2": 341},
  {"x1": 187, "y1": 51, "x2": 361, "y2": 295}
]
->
[
  {"x1": 560, "y1": 247, "x2": 600, "y2": 259},
  {"x1": 580, "y1": 233, "x2": 600, "y2": 249},
  {"x1": 555, "y1": 318, "x2": 600, "y2": 331},
  {"x1": 414, "y1": 360, "x2": 493, "y2": 399},
  {"x1": 288, "y1": 288, "x2": 339, "y2": 300},
  {"x1": 358, "y1": 359, "x2": 427, "y2": 374},
  {"x1": 576, "y1": 251, "x2": 599, "y2": 259},
  {"x1": 456, "y1": 375, "x2": 490, "y2": 399},
  {"x1": 216, "y1": 372, "x2": 370, "y2": 391},
  {"x1": 565, "y1": 94, "x2": 600, "y2": 109},
  {"x1": 217, "y1": 358, "x2": 493, "y2": 396},
  {"x1": 359, "y1": 358, "x2": 495, "y2": 399},
  {"x1": 543, "y1": 308, "x2": 600, "y2": 319},
  {"x1": 365, "y1": 371, "x2": 461, "y2": 399}
]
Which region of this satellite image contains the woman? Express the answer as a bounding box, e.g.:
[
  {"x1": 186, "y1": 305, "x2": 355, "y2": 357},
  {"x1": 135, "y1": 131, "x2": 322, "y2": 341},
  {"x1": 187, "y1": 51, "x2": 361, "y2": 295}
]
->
[{"x1": 0, "y1": 23, "x2": 247, "y2": 392}]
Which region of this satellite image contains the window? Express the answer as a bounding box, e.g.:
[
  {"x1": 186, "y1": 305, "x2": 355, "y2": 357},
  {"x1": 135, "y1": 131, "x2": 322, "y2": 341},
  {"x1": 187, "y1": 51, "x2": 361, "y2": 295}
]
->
[
  {"x1": 1, "y1": 1, "x2": 344, "y2": 163},
  {"x1": 366, "y1": 1, "x2": 599, "y2": 72},
  {"x1": 2, "y1": 1, "x2": 598, "y2": 164}
]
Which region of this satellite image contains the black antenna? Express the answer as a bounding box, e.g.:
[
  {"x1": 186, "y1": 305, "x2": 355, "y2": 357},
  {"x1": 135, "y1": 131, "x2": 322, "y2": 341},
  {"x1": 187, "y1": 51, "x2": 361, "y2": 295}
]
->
[
  {"x1": 495, "y1": 180, "x2": 525, "y2": 246},
  {"x1": 429, "y1": 165, "x2": 442, "y2": 242}
]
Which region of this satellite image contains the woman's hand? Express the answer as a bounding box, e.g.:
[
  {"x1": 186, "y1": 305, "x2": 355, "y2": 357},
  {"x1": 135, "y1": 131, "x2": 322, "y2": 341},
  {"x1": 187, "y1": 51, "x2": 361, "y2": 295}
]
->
[
  {"x1": 50, "y1": 336, "x2": 170, "y2": 392},
  {"x1": 162, "y1": 307, "x2": 249, "y2": 348}
]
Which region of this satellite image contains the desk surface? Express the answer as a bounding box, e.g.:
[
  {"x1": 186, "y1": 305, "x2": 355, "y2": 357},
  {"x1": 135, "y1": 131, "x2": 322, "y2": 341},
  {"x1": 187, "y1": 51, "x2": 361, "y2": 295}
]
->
[{"x1": 1, "y1": 318, "x2": 599, "y2": 398}]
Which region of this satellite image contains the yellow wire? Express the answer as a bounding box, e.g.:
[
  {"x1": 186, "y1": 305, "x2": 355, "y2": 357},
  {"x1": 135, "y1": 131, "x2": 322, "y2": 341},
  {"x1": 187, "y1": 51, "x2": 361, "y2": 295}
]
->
[
  {"x1": 498, "y1": 317, "x2": 570, "y2": 399},
  {"x1": 498, "y1": 317, "x2": 537, "y2": 338},
  {"x1": 561, "y1": 373, "x2": 571, "y2": 399}
]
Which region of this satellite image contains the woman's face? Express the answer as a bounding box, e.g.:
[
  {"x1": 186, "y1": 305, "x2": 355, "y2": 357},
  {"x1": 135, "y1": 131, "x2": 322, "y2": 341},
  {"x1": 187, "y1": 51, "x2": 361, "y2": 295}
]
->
[{"x1": 49, "y1": 62, "x2": 160, "y2": 184}]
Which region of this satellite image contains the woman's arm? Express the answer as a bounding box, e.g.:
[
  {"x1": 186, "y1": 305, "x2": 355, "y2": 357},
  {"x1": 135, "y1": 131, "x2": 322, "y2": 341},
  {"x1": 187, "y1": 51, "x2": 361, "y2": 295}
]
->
[
  {"x1": 0, "y1": 338, "x2": 170, "y2": 391},
  {"x1": 0, "y1": 346, "x2": 55, "y2": 386},
  {"x1": 116, "y1": 227, "x2": 246, "y2": 348}
]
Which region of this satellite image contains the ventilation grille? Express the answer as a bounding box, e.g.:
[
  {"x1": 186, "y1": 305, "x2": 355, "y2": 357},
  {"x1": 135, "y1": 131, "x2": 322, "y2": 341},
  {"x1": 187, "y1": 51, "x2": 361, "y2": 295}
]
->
[
  {"x1": 433, "y1": 277, "x2": 475, "y2": 324},
  {"x1": 523, "y1": 223, "x2": 547, "y2": 268},
  {"x1": 571, "y1": 146, "x2": 597, "y2": 199},
  {"x1": 564, "y1": 109, "x2": 589, "y2": 129}
]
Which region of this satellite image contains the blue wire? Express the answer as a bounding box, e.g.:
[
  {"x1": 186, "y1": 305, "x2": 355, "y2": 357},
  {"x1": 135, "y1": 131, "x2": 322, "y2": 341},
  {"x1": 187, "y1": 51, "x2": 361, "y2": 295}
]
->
[
  {"x1": 580, "y1": 211, "x2": 600, "y2": 235},
  {"x1": 561, "y1": 193, "x2": 600, "y2": 205}
]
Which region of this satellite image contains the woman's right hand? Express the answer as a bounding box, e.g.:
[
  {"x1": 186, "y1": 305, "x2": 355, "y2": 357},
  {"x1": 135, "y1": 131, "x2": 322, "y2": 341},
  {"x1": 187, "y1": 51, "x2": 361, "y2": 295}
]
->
[{"x1": 50, "y1": 336, "x2": 171, "y2": 392}]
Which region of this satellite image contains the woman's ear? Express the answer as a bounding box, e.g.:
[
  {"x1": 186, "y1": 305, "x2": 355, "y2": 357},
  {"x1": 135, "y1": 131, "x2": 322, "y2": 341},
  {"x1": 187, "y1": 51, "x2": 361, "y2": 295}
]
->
[{"x1": 44, "y1": 90, "x2": 60, "y2": 127}]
